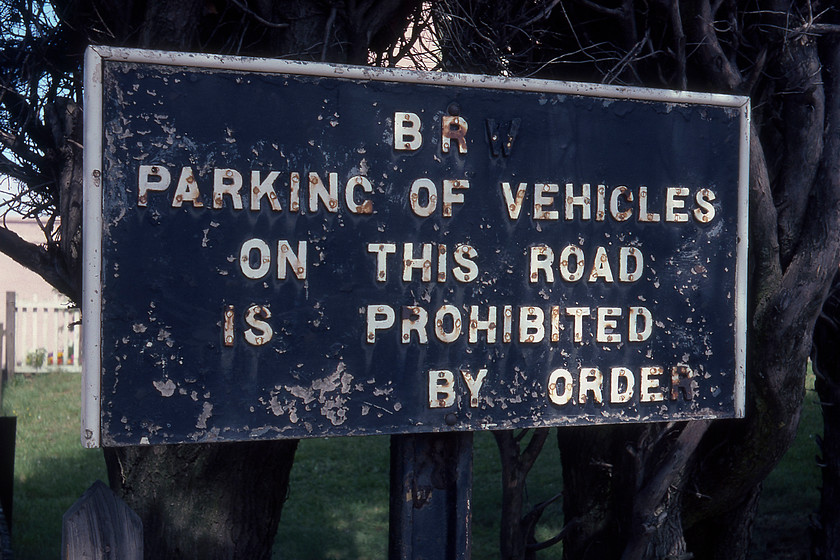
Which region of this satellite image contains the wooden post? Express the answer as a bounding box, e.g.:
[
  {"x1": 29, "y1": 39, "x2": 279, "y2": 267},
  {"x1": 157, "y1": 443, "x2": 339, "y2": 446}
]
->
[
  {"x1": 3, "y1": 293, "x2": 14, "y2": 381},
  {"x1": 389, "y1": 432, "x2": 472, "y2": 559},
  {"x1": 0, "y1": 322, "x2": 4, "y2": 404},
  {"x1": 62, "y1": 480, "x2": 143, "y2": 560},
  {"x1": 0, "y1": 417, "x2": 12, "y2": 534},
  {"x1": 0, "y1": 500, "x2": 10, "y2": 560}
]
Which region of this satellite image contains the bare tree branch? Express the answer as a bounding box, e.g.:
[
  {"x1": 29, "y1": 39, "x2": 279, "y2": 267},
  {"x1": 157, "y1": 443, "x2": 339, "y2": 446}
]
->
[
  {"x1": 749, "y1": 124, "x2": 783, "y2": 326},
  {"x1": 574, "y1": 0, "x2": 624, "y2": 18},
  {"x1": 603, "y1": 30, "x2": 649, "y2": 84},
  {"x1": 522, "y1": 0, "x2": 563, "y2": 27},
  {"x1": 669, "y1": 0, "x2": 688, "y2": 89},
  {"x1": 0, "y1": 225, "x2": 74, "y2": 296},
  {"x1": 797, "y1": 22, "x2": 840, "y2": 35},
  {"x1": 689, "y1": 0, "x2": 744, "y2": 91},
  {"x1": 230, "y1": 0, "x2": 289, "y2": 28},
  {"x1": 774, "y1": 37, "x2": 825, "y2": 268},
  {"x1": 320, "y1": 6, "x2": 337, "y2": 61}
]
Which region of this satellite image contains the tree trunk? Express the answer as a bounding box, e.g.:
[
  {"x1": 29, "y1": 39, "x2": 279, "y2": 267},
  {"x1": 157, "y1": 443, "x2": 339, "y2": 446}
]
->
[
  {"x1": 493, "y1": 429, "x2": 549, "y2": 560},
  {"x1": 684, "y1": 485, "x2": 761, "y2": 560},
  {"x1": 105, "y1": 440, "x2": 298, "y2": 559},
  {"x1": 811, "y1": 272, "x2": 840, "y2": 559},
  {"x1": 557, "y1": 14, "x2": 840, "y2": 560},
  {"x1": 9, "y1": 1, "x2": 840, "y2": 558},
  {"x1": 682, "y1": 31, "x2": 840, "y2": 559},
  {"x1": 46, "y1": 98, "x2": 84, "y2": 293},
  {"x1": 559, "y1": 424, "x2": 633, "y2": 560},
  {"x1": 79, "y1": 2, "x2": 427, "y2": 557},
  {"x1": 39, "y1": 2, "x2": 420, "y2": 557},
  {"x1": 560, "y1": 422, "x2": 707, "y2": 560}
]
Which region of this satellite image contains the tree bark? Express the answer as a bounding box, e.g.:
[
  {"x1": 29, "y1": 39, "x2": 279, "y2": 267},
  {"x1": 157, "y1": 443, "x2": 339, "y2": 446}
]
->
[
  {"x1": 551, "y1": 7, "x2": 840, "y2": 559},
  {"x1": 105, "y1": 440, "x2": 298, "y2": 559},
  {"x1": 493, "y1": 428, "x2": 549, "y2": 560},
  {"x1": 682, "y1": 30, "x2": 840, "y2": 559},
  {"x1": 811, "y1": 272, "x2": 840, "y2": 559},
  {"x1": 46, "y1": 98, "x2": 85, "y2": 294},
  {"x1": 7, "y1": 1, "x2": 840, "y2": 558},
  {"x1": 559, "y1": 424, "x2": 635, "y2": 560},
  {"x1": 87, "y1": 1, "x2": 420, "y2": 554},
  {"x1": 560, "y1": 422, "x2": 708, "y2": 560},
  {"x1": 0, "y1": 2, "x2": 421, "y2": 558}
]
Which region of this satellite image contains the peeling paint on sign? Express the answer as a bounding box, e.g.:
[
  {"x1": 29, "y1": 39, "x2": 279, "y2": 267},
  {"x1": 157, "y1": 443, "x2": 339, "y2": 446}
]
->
[{"x1": 83, "y1": 47, "x2": 748, "y2": 446}]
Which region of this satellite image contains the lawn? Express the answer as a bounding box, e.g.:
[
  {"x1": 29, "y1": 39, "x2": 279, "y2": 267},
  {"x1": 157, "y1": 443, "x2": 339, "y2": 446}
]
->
[
  {"x1": 0, "y1": 369, "x2": 821, "y2": 559},
  {"x1": 0, "y1": 371, "x2": 107, "y2": 559},
  {"x1": 748, "y1": 373, "x2": 822, "y2": 560}
]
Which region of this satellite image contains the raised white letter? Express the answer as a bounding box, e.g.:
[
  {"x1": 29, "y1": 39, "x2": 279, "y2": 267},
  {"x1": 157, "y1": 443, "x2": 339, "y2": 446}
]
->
[
  {"x1": 395, "y1": 112, "x2": 423, "y2": 151},
  {"x1": 519, "y1": 306, "x2": 545, "y2": 343},
  {"x1": 501, "y1": 182, "x2": 528, "y2": 219},
  {"x1": 239, "y1": 238, "x2": 271, "y2": 279},
  {"x1": 628, "y1": 306, "x2": 652, "y2": 342},
  {"x1": 578, "y1": 367, "x2": 603, "y2": 404},
  {"x1": 244, "y1": 305, "x2": 273, "y2": 346},
  {"x1": 345, "y1": 175, "x2": 373, "y2": 214},
  {"x1": 529, "y1": 245, "x2": 555, "y2": 283},
  {"x1": 441, "y1": 116, "x2": 468, "y2": 154},
  {"x1": 547, "y1": 369, "x2": 574, "y2": 405},
  {"x1": 368, "y1": 243, "x2": 396, "y2": 282},
  {"x1": 172, "y1": 167, "x2": 203, "y2": 208},
  {"x1": 366, "y1": 305, "x2": 395, "y2": 343},
  {"x1": 640, "y1": 366, "x2": 664, "y2": 402},
  {"x1": 138, "y1": 165, "x2": 171, "y2": 207},
  {"x1": 461, "y1": 368, "x2": 487, "y2": 407},
  {"x1": 429, "y1": 370, "x2": 455, "y2": 408},
  {"x1": 213, "y1": 169, "x2": 243, "y2": 209},
  {"x1": 277, "y1": 240, "x2": 307, "y2": 280},
  {"x1": 409, "y1": 178, "x2": 437, "y2": 217},
  {"x1": 610, "y1": 367, "x2": 635, "y2": 403},
  {"x1": 250, "y1": 171, "x2": 281, "y2": 211}
]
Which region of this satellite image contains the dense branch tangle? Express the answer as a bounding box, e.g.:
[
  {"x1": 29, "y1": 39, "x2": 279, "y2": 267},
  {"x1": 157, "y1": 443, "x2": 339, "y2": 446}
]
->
[
  {"x1": 0, "y1": 0, "x2": 426, "y2": 299},
  {"x1": 433, "y1": 0, "x2": 709, "y2": 86},
  {"x1": 3, "y1": 1, "x2": 840, "y2": 558},
  {"x1": 438, "y1": 1, "x2": 840, "y2": 558}
]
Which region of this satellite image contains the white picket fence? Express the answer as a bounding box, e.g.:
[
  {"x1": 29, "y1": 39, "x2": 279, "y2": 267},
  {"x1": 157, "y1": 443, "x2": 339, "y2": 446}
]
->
[{"x1": 2, "y1": 292, "x2": 81, "y2": 374}]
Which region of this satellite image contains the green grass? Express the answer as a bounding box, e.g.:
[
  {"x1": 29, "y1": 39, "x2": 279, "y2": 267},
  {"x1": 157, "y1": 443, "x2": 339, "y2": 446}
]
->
[
  {"x1": 274, "y1": 431, "x2": 564, "y2": 560},
  {"x1": 273, "y1": 435, "x2": 391, "y2": 560},
  {"x1": 748, "y1": 373, "x2": 821, "y2": 560},
  {"x1": 0, "y1": 370, "x2": 107, "y2": 560},
  {"x1": 0, "y1": 370, "x2": 823, "y2": 559},
  {"x1": 472, "y1": 432, "x2": 565, "y2": 559}
]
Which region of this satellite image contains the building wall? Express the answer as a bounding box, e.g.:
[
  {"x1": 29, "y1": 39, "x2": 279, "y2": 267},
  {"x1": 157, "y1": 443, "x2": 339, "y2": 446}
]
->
[
  {"x1": 1, "y1": 219, "x2": 80, "y2": 371},
  {"x1": 0, "y1": 219, "x2": 63, "y2": 302}
]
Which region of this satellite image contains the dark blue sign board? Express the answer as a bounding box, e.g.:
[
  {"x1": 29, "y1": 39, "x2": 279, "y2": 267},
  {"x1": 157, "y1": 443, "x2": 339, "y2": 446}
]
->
[{"x1": 82, "y1": 47, "x2": 749, "y2": 447}]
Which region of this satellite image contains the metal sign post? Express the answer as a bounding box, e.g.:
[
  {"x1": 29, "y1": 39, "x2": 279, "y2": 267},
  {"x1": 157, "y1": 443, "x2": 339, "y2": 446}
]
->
[
  {"x1": 83, "y1": 46, "x2": 749, "y2": 558},
  {"x1": 390, "y1": 432, "x2": 472, "y2": 559}
]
